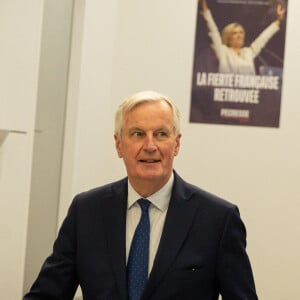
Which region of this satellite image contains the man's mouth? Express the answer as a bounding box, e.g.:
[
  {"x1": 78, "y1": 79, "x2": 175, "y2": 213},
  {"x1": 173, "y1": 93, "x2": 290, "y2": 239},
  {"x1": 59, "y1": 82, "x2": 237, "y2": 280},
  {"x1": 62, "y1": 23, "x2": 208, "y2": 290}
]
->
[{"x1": 139, "y1": 159, "x2": 160, "y2": 163}]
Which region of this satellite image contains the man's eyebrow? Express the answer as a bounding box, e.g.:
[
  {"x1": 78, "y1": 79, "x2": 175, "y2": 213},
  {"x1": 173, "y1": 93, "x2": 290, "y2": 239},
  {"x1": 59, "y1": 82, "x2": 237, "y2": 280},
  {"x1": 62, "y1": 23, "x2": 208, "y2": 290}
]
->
[
  {"x1": 156, "y1": 127, "x2": 169, "y2": 130},
  {"x1": 127, "y1": 126, "x2": 171, "y2": 132},
  {"x1": 128, "y1": 127, "x2": 143, "y2": 131},
  {"x1": 154, "y1": 127, "x2": 172, "y2": 133}
]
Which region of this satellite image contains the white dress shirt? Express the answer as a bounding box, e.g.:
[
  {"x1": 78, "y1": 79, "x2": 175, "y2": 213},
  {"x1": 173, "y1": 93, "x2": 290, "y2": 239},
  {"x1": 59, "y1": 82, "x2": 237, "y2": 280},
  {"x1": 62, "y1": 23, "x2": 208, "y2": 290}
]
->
[{"x1": 126, "y1": 173, "x2": 174, "y2": 275}]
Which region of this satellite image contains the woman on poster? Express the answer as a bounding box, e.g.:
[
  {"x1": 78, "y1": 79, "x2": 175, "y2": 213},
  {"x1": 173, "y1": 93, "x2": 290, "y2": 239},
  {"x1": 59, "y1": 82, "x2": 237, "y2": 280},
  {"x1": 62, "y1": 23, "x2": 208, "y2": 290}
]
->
[{"x1": 199, "y1": 0, "x2": 286, "y2": 75}]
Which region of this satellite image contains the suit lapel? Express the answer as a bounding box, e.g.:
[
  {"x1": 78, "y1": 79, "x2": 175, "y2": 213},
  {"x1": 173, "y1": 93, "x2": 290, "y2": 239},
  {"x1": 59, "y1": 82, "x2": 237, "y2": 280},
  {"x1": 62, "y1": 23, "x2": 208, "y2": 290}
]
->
[
  {"x1": 101, "y1": 179, "x2": 128, "y2": 300},
  {"x1": 143, "y1": 173, "x2": 199, "y2": 299}
]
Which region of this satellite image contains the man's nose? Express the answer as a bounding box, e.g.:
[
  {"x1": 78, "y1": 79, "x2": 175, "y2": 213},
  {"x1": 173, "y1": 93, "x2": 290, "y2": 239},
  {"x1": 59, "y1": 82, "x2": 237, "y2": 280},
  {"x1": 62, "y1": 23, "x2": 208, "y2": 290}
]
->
[{"x1": 143, "y1": 135, "x2": 157, "y2": 152}]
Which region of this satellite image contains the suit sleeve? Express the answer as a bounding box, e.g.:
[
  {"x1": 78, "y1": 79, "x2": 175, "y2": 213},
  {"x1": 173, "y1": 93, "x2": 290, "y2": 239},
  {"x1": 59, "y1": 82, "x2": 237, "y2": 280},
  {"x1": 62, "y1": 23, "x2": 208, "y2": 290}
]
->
[
  {"x1": 217, "y1": 206, "x2": 258, "y2": 300},
  {"x1": 23, "y1": 198, "x2": 79, "y2": 300}
]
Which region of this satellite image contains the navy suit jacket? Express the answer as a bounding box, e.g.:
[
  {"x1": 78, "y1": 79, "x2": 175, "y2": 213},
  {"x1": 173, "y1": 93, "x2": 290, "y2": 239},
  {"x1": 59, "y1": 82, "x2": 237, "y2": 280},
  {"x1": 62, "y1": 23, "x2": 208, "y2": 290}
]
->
[{"x1": 24, "y1": 172, "x2": 258, "y2": 299}]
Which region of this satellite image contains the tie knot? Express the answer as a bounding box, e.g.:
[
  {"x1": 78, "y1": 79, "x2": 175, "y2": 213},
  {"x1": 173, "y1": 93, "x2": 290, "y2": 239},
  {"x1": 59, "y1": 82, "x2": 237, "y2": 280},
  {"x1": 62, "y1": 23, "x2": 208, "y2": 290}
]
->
[{"x1": 137, "y1": 198, "x2": 150, "y2": 212}]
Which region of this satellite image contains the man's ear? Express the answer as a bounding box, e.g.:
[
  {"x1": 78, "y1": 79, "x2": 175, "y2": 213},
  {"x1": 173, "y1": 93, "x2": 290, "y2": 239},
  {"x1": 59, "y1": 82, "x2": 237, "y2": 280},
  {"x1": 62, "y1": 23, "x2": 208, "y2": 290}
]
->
[
  {"x1": 114, "y1": 134, "x2": 123, "y2": 158},
  {"x1": 174, "y1": 133, "x2": 182, "y2": 156}
]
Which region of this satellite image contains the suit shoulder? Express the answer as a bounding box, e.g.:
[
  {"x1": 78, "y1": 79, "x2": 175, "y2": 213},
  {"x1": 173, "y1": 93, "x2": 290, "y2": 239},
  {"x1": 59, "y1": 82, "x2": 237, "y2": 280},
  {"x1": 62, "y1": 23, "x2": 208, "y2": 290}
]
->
[
  {"x1": 73, "y1": 177, "x2": 127, "y2": 205},
  {"x1": 180, "y1": 177, "x2": 236, "y2": 211}
]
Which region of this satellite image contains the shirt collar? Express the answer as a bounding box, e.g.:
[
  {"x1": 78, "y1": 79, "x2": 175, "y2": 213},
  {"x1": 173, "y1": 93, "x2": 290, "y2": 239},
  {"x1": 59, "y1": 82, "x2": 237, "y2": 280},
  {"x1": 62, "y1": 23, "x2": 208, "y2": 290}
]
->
[{"x1": 127, "y1": 172, "x2": 174, "y2": 212}]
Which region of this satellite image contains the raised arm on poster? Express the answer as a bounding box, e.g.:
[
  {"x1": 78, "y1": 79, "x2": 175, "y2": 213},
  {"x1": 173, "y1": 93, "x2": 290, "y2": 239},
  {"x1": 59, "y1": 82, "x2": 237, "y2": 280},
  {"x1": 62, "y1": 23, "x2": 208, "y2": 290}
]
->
[{"x1": 198, "y1": 0, "x2": 286, "y2": 74}]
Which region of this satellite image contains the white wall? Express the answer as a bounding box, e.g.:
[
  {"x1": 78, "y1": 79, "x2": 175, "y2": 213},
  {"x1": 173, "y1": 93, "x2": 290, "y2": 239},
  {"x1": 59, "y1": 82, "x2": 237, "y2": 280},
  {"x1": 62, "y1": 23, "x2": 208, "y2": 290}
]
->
[
  {"x1": 0, "y1": 1, "x2": 44, "y2": 299},
  {"x1": 59, "y1": 0, "x2": 121, "y2": 222},
  {"x1": 0, "y1": 1, "x2": 74, "y2": 298},
  {"x1": 60, "y1": 0, "x2": 300, "y2": 299},
  {"x1": 23, "y1": 0, "x2": 74, "y2": 292}
]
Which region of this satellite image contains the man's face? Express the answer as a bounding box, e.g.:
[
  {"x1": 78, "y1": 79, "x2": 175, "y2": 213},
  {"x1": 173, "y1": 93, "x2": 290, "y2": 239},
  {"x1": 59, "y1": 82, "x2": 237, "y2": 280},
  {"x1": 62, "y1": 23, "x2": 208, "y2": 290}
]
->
[{"x1": 114, "y1": 101, "x2": 181, "y2": 189}]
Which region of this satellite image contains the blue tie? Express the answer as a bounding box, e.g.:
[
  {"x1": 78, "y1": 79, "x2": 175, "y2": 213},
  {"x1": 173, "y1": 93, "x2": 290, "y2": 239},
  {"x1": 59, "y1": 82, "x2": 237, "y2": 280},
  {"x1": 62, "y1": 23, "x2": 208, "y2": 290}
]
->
[{"x1": 127, "y1": 199, "x2": 151, "y2": 300}]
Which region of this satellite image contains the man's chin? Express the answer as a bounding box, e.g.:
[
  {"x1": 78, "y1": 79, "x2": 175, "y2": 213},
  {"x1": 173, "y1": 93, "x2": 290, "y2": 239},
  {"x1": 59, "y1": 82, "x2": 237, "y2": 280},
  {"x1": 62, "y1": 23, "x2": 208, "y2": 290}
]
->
[
  {"x1": 139, "y1": 173, "x2": 162, "y2": 180},
  {"x1": 135, "y1": 170, "x2": 166, "y2": 182}
]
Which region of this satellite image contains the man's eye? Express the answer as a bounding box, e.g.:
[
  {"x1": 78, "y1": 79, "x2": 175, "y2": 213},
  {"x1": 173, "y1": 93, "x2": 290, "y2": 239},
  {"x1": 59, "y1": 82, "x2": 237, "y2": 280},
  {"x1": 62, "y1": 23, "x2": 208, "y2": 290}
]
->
[
  {"x1": 157, "y1": 131, "x2": 168, "y2": 137},
  {"x1": 132, "y1": 131, "x2": 143, "y2": 137}
]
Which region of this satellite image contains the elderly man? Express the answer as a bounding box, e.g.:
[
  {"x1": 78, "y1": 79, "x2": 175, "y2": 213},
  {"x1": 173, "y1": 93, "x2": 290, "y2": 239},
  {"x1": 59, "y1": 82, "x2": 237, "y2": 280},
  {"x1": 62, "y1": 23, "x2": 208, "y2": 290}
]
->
[{"x1": 24, "y1": 90, "x2": 258, "y2": 299}]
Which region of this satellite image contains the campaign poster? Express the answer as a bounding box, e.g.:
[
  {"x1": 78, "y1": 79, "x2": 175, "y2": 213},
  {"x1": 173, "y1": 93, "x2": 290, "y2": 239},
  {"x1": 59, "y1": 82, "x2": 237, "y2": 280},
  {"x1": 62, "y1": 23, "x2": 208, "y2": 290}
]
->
[{"x1": 190, "y1": 0, "x2": 288, "y2": 127}]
